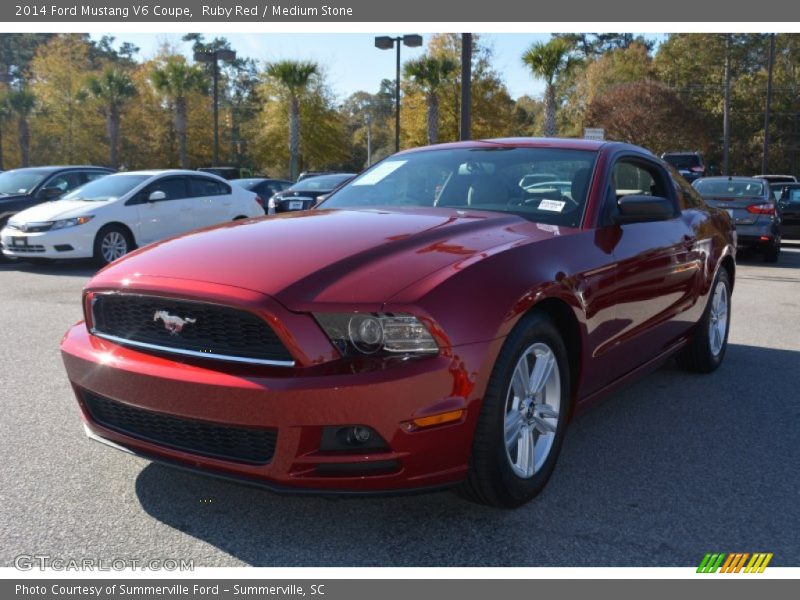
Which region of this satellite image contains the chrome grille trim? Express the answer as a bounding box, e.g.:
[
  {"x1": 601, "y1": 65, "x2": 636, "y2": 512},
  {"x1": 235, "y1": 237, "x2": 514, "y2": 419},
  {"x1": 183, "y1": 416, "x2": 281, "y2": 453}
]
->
[{"x1": 89, "y1": 292, "x2": 296, "y2": 367}]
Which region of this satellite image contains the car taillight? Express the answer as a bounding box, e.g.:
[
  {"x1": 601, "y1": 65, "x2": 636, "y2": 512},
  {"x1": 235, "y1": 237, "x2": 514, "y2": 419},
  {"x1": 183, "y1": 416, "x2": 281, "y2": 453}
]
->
[
  {"x1": 746, "y1": 203, "x2": 775, "y2": 215},
  {"x1": 690, "y1": 166, "x2": 704, "y2": 173},
  {"x1": 254, "y1": 195, "x2": 264, "y2": 208}
]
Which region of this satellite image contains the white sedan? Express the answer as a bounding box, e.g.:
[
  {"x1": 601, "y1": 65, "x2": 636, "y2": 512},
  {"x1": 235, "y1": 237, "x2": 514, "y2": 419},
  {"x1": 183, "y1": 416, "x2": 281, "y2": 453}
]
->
[{"x1": 1, "y1": 170, "x2": 264, "y2": 265}]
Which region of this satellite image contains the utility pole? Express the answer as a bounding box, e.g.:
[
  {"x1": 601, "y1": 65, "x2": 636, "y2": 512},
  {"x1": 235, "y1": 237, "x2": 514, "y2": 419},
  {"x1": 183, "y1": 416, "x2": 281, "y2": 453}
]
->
[
  {"x1": 722, "y1": 34, "x2": 731, "y2": 175},
  {"x1": 460, "y1": 33, "x2": 472, "y2": 141},
  {"x1": 762, "y1": 33, "x2": 776, "y2": 175},
  {"x1": 365, "y1": 114, "x2": 372, "y2": 167}
]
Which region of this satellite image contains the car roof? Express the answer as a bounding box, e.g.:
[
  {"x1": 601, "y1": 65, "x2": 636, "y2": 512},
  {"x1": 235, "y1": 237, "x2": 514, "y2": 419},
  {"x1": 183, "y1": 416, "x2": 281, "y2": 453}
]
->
[
  {"x1": 3, "y1": 165, "x2": 113, "y2": 174},
  {"x1": 396, "y1": 138, "x2": 612, "y2": 155},
  {"x1": 111, "y1": 169, "x2": 218, "y2": 177},
  {"x1": 698, "y1": 176, "x2": 765, "y2": 182}
]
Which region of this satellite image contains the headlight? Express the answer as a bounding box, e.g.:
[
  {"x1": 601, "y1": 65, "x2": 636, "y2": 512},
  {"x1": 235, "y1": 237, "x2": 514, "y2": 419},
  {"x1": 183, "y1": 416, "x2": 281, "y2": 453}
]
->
[
  {"x1": 315, "y1": 313, "x2": 438, "y2": 357},
  {"x1": 51, "y1": 216, "x2": 94, "y2": 230}
]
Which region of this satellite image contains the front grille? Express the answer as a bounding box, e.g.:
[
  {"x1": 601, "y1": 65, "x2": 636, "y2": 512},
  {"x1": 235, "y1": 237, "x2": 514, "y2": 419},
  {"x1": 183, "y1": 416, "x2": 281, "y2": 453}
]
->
[
  {"x1": 5, "y1": 243, "x2": 45, "y2": 253},
  {"x1": 83, "y1": 391, "x2": 277, "y2": 465},
  {"x1": 91, "y1": 294, "x2": 294, "y2": 365}
]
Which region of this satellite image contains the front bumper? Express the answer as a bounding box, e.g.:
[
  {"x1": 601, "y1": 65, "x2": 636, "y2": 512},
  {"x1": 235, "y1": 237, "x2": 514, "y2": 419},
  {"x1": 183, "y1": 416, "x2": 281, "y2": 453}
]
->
[
  {"x1": 1, "y1": 226, "x2": 96, "y2": 259},
  {"x1": 61, "y1": 323, "x2": 498, "y2": 493}
]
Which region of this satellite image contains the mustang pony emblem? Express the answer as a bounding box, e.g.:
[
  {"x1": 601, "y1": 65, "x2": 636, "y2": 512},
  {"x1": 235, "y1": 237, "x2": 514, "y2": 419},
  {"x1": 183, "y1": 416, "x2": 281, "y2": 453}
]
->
[{"x1": 153, "y1": 310, "x2": 197, "y2": 335}]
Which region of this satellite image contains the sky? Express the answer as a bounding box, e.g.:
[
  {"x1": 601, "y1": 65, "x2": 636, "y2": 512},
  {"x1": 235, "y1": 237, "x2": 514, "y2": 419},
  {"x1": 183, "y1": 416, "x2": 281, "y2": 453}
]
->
[{"x1": 90, "y1": 32, "x2": 562, "y2": 101}]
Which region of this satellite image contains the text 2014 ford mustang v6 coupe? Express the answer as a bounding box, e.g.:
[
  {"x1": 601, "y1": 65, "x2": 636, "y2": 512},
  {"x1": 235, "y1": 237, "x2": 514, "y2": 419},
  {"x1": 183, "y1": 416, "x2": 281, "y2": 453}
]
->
[{"x1": 61, "y1": 139, "x2": 736, "y2": 507}]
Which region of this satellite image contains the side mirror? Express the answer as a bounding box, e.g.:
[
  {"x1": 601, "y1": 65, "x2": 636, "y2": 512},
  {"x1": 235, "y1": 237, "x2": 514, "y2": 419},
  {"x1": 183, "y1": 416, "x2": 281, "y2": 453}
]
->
[
  {"x1": 615, "y1": 194, "x2": 676, "y2": 224},
  {"x1": 39, "y1": 186, "x2": 63, "y2": 200},
  {"x1": 148, "y1": 190, "x2": 167, "y2": 202}
]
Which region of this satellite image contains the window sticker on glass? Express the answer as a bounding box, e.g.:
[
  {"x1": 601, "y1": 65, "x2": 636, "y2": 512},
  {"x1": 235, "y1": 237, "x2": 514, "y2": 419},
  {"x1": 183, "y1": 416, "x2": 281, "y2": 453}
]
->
[
  {"x1": 538, "y1": 199, "x2": 565, "y2": 212},
  {"x1": 351, "y1": 161, "x2": 407, "y2": 186}
]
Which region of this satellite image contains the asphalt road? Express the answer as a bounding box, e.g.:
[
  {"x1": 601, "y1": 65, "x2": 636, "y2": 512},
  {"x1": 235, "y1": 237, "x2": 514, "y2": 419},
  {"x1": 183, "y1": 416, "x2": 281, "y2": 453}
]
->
[{"x1": 1, "y1": 246, "x2": 799, "y2": 567}]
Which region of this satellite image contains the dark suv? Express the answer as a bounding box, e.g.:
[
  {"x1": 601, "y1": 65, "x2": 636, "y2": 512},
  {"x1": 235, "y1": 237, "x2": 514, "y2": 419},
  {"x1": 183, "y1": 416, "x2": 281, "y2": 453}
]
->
[
  {"x1": 661, "y1": 152, "x2": 708, "y2": 183},
  {"x1": 693, "y1": 176, "x2": 780, "y2": 262}
]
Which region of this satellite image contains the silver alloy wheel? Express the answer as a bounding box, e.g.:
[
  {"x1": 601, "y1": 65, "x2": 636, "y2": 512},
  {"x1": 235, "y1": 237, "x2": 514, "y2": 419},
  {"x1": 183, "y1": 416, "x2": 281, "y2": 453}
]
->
[
  {"x1": 503, "y1": 342, "x2": 561, "y2": 479},
  {"x1": 100, "y1": 231, "x2": 128, "y2": 263},
  {"x1": 708, "y1": 279, "x2": 729, "y2": 357}
]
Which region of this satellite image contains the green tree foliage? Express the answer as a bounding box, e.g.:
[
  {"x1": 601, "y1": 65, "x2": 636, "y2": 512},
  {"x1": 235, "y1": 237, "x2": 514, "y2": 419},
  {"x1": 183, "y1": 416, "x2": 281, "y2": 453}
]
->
[
  {"x1": 5, "y1": 88, "x2": 35, "y2": 166},
  {"x1": 150, "y1": 56, "x2": 207, "y2": 168},
  {"x1": 522, "y1": 38, "x2": 581, "y2": 136},
  {"x1": 253, "y1": 68, "x2": 349, "y2": 179},
  {"x1": 264, "y1": 60, "x2": 319, "y2": 180},
  {"x1": 85, "y1": 67, "x2": 137, "y2": 168},
  {"x1": 403, "y1": 55, "x2": 457, "y2": 144}
]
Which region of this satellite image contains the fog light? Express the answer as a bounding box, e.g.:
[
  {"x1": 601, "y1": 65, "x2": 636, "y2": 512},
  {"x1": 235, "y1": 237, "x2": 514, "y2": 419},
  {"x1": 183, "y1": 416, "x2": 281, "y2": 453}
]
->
[{"x1": 347, "y1": 426, "x2": 372, "y2": 445}]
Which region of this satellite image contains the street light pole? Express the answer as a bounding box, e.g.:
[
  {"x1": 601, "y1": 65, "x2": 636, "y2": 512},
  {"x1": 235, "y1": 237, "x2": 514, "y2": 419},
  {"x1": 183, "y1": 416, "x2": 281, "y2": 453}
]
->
[
  {"x1": 395, "y1": 41, "x2": 401, "y2": 153},
  {"x1": 762, "y1": 33, "x2": 776, "y2": 175},
  {"x1": 460, "y1": 33, "x2": 472, "y2": 141},
  {"x1": 722, "y1": 33, "x2": 731, "y2": 176},
  {"x1": 375, "y1": 34, "x2": 422, "y2": 154},
  {"x1": 194, "y1": 48, "x2": 237, "y2": 166}
]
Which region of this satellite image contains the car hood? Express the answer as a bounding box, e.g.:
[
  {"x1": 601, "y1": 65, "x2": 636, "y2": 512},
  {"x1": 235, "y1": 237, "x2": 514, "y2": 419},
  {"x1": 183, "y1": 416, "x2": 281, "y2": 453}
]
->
[
  {"x1": 90, "y1": 208, "x2": 569, "y2": 309},
  {"x1": 9, "y1": 199, "x2": 107, "y2": 223}
]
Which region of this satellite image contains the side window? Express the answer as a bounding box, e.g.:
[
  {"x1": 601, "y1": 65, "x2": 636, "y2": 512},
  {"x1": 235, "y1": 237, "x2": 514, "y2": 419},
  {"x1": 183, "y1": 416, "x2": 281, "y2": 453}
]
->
[
  {"x1": 612, "y1": 162, "x2": 663, "y2": 198},
  {"x1": 788, "y1": 188, "x2": 800, "y2": 203},
  {"x1": 145, "y1": 177, "x2": 188, "y2": 202},
  {"x1": 46, "y1": 172, "x2": 85, "y2": 193},
  {"x1": 83, "y1": 171, "x2": 109, "y2": 184},
  {"x1": 189, "y1": 177, "x2": 231, "y2": 197},
  {"x1": 603, "y1": 158, "x2": 675, "y2": 225}
]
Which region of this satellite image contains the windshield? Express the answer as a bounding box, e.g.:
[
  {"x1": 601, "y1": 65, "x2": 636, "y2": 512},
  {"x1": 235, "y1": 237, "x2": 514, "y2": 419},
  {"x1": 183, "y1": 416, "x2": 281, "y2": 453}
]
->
[
  {"x1": 694, "y1": 179, "x2": 765, "y2": 198},
  {"x1": 62, "y1": 175, "x2": 149, "y2": 202},
  {"x1": 664, "y1": 154, "x2": 701, "y2": 170},
  {"x1": 320, "y1": 147, "x2": 598, "y2": 227},
  {"x1": 290, "y1": 174, "x2": 352, "y2": 191},
  {"x1": 0, "y1": 170, "x2": 48, "y2": 195}
]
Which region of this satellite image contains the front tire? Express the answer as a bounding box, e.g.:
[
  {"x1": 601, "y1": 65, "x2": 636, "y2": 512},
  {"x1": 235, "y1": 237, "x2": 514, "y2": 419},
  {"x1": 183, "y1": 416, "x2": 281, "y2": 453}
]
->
[
  {"x1": 94, "y1": 225, "x2": 133, "y2": 266},
  {"x1": 459, "y1": 312, "x2": 571, "y2": 508},
  {"x1": 677, "y1": 268, "x2": 731, "y2": 373}
]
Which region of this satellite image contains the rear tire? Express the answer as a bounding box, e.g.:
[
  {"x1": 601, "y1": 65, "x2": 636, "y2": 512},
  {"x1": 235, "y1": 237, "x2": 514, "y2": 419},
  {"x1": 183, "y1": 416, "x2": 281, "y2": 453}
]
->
[
  {"x1": 94, "y1": 225, "x2": 134, "y2": 266},
  {"x1": 458, "y1": 312, "x2": 571, "y2": 508},
  {"x1": 764, "y1": 237, "x2": 780, "y2": 263},
  {"x1": 677, "y1": 268, "x2": 731, "y2": 373}
]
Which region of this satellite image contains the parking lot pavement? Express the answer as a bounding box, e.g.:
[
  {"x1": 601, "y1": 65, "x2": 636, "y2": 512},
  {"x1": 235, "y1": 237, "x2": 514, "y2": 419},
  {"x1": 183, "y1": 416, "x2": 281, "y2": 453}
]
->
[{"x1": 1, "y1": 247, "x2": 799, "y2": 568}]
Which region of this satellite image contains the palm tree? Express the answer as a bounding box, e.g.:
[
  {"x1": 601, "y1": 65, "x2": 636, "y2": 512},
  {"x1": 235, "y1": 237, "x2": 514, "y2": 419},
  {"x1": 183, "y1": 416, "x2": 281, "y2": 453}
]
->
[
  {"x1": 264, "y1": 60, "x2": 318, "y2": 180},
  {"x1": 403, "y1": 55, "x2": 457, "y2": 145},
  {"x1": 6, "y1": 88, "x2": 36, "y2": 167},
  {"x1": 150, "y1": 58, "x2": 207, "y2": 168},
  {"x1": 86, "y1": 67, "x2": 137, "y2": 169},
  {"x1": 522, "y1": 39, "x2": 580, "y2": 137},
  {"x1": 0, "y1": 99, "x2": 7, "y2": 171}
]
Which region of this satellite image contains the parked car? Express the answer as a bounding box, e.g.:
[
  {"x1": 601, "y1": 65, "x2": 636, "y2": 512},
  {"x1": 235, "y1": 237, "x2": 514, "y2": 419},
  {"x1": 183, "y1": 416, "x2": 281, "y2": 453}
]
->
[
  {"x1": 1, "y1": 170, "x2": 262, "y2": 265},
  {"x1": 0, "y1": 166, "x2": 115, "y2": 240},
  {"x1": 297, "y1": 170, "x2": 344, "y2": 182},
  {"x1": 661, "y1": 151, "x2": 709, "y2": 182},
  {"x1": 267, "y1": 173, "x2": 355, "y2": 214},
  {"x1": 198, "y1": 166, "x2": 255, "y2": 180},
  {"x1": 61, "y1": 139, "x2": 736, "y2": 507},
  {"x1": 693, "y1": 176, "x2": 780, "y2": 262},
  {"x1": 232, "y1": 178, "x2": 293, "y2": 213},
  {"x1": 754, "y1": 174, "x2": 796, "y2": 185},
  {"x1": 774, "y1": 183, "x2": 800, "y2": 239}
]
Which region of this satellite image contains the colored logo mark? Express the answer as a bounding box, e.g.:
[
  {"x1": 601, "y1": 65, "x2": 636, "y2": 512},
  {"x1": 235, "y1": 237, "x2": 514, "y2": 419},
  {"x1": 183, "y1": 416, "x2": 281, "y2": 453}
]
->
[{"x1": 697, "y1": 552, "x2": 773, "y2": 573}]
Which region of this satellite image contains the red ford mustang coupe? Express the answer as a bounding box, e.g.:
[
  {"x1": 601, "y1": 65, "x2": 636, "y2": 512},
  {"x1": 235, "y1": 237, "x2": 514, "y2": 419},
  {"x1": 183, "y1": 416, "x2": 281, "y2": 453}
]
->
[{"x1": 61, "y1": 139, "x2": 736, "y2": 507}]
